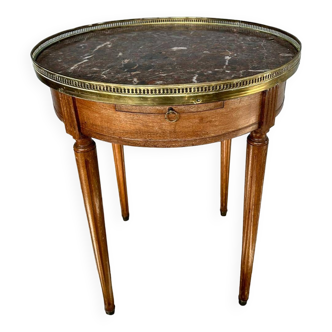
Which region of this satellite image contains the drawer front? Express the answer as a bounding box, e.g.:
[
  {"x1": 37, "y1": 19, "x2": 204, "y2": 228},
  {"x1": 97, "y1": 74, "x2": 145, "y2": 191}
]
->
[
  {"x1": 115, "y1": 100, "x2": 224, "y2": 114},
  {"x1": 76, "y1": 93, "x2": 264, "y2": 147}
]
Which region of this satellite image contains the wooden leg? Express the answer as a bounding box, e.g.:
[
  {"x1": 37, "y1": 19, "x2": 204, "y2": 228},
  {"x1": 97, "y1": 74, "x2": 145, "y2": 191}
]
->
[
  {"x1": 220, "y1": 139, "x2": 231, "y2": 216},
  {"x1": 112, "y1": 144, "x2": 129, "y2": 221},
  {"x1": 74, "y1": 138, "x2": 115, "y2": 315},
  {"x1": 239, "y1": 131, "x2": 268, "y2": 306}
]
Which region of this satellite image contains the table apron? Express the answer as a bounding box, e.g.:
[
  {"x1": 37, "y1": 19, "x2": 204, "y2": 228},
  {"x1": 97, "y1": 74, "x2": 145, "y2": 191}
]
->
[{"x1": 51, "y1": 82, "x2": 285, "y2": 147}]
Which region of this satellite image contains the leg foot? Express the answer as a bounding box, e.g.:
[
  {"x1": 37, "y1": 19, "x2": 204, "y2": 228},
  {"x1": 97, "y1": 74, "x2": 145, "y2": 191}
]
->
[
  {"x1": 220, "y1": 209, "x2": 227, "y2": 217},
  {"x1": 122, "y1": 214, "x2": 131, "y2": 223},
  {"x1": 105, "y1": 306, "x2": 115, "y2": 315},
  {"x1": 122, "y1": 214, "x2": 129, "y2": 221},
  {"x1": 239, "y1": 298, "x2": 247, "y2": 306}
]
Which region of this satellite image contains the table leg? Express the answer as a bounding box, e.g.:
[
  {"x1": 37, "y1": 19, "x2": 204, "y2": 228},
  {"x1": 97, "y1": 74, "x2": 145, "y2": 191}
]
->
[
  {"x1": 74, "y1": 138, "x2": 115, "y2": 315},
  {"x1": 239, "y1": 131, "x2": 268, "y2": 306},
  {"x1": 112, "y1": 144, "x2": 129, "y2": 221},
  {"x1": 220, "y1": 139, "x2": 231, "y2": 216}
]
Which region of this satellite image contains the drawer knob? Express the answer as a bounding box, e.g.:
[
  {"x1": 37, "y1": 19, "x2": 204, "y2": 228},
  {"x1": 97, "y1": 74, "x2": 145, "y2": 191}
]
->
[{"x1": 165, "y1": 108, "x2": 179, "y2": 122}]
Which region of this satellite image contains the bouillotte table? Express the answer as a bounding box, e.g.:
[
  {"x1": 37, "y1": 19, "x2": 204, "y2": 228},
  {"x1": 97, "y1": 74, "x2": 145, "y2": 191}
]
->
[{"x1": 31, "y1": 17, "x2": 301, "y2": 314}]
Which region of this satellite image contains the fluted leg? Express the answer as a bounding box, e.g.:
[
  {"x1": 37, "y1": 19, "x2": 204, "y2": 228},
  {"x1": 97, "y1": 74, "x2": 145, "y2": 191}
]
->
[
  {"x1": 239, "y1": 131, "x2": 268, "y2": 306},
  {"x1": 220, "y1": 139, "x2": 231, "y2": 216},
  {"x1": 74, "y1": 138, "x2": 115, "y2": 315},
  {"x1": 112, "y1": 144, "x2": 129, "y2": 221}
]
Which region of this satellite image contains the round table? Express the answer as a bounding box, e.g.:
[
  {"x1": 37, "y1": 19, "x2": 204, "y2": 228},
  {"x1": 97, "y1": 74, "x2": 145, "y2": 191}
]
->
[{"x1": 31, "y1": 17, "x2": 301, "y2": 314}]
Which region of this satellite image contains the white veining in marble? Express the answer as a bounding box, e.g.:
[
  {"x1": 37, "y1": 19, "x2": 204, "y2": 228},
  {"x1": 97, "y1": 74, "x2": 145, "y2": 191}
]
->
[
  {"x1": 92, "y1": 41, "x2": 112, "y2": 53},
  {"x1": 69, "y1": 59, "x2": 88, "y2": 71},
  {"x1": 171, "y1": 47, "x2": 187, "y2": 51},
  {"x1": 37, "y1": 25, "x2": 298, "y2": 85},
  {"x1": 224, "y1": 55, "x2": 231, "y2": 66}
]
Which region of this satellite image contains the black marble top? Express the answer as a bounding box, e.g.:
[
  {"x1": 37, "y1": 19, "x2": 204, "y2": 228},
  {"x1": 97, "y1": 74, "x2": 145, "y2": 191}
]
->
[{"x1": 36, "y1": 24, "x2": 298, "y2": 86}]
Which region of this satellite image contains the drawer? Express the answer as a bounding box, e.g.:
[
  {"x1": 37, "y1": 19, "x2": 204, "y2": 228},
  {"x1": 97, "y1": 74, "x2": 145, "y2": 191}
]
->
[
  {"x1": 75, "y1": 93, "x2": 264, "y2": 147},
  {"x1": 115, "y1": 101, "x2": 224, "y2": 114}
]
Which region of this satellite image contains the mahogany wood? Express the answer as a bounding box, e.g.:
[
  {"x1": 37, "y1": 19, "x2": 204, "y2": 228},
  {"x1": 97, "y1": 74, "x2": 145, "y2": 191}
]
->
[
  {"x1": 51, "y1": 90, "x2": 117, "y2": 313},
  {"x1": 50, "y1": 82, "x2": 284, "y2": 148},
  {"x1": 51, "y1": 89, "x2": 63, "y2": 122},
  {"x1": 220, "y1": 139, "x2": 231, "y2": 216},
  {"x1": 58, "y1": 92, "x2": 81, "y2": 139},
  {"x1": 115, "y1": 101, "x2": 225, "y2": 114},
  {"x1": 112, "y1": 144, "x2": 129, "y2": 221},
  {"x1": 75, "y1": 94, "x2": 262, "y2": 148},
  {"x1": 74, "y1": 138, "x2": 115, "y2": 314},
  {"x1": 48, "y1": 82, "x2": 287, "y2": 313},
  {"x1": 238, "y1": 85, "x2": 279, "y2": 305}
]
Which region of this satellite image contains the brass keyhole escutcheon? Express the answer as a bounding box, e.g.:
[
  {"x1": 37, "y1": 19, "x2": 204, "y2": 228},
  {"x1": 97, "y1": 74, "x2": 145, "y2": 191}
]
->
[{"x1": 165, "y1": 107, "x2": 180, "y2": 122}]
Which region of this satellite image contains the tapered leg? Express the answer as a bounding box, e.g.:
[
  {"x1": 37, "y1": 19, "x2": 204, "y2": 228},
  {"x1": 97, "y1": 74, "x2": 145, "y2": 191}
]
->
[
  {"x1": 239, "y1": 131, "x2": 268, "y2": 306},
  {"x1": 112, "y1": 144, "x2": 129, "y2": 221},
  {"x1": 220, "y1": 139, "x2": 231, "y2": 216},
  {"x1": 74, "y1": 138, "x2": 115, "y2": 315}
]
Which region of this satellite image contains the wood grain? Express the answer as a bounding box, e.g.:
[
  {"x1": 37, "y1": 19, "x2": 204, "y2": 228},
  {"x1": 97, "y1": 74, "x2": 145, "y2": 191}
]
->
[
  {"x1": 238, "y1": 85, "x2": 280, "y2": 305},
  {"x1": 58, "y1": 92, "x2": 81, "y2": 139},
  {"x1": 74, "y1": 138, "x2": 115, "y2": 314},
  {"x1": 51, "y1": 88, "x2": 63, "y2": 121},
  {"x1": 48, "y1": 81, "x2": 287, "y2": 312},
  {"x1": 112, "y1": 144, "x2": 129, "y2": 221},
  {"x1": 76, "y1": 93, "x2": 263, "y2": 148},
  {"x1": 51, "y1": 82, "x2": 285, "y2": 148},
  {"x1": 220, "y1": 139, "x2": 231, "y2": 216},
  {"x1": 115, "y1": 101, "x2": 224, "y2": 114}
]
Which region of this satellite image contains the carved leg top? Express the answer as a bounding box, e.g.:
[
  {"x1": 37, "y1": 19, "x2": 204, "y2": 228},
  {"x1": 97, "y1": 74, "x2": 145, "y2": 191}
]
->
[{"x1": 74, "y1": 137, "x2": 96, "y2": 153}]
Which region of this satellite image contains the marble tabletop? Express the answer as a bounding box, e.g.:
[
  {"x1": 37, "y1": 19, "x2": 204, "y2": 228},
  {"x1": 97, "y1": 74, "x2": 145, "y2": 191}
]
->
[{"x1": 36, "y1": 24, "x2": 298, "y2": 86}]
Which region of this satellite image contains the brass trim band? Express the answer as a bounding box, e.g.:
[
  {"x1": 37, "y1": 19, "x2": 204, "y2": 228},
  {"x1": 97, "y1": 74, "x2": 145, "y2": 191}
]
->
[{"x1": 31, "y1": 17, "x2": 301, "y2": 106}]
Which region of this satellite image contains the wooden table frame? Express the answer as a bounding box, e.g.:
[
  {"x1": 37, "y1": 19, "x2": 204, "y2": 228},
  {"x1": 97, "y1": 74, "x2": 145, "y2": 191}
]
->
[{"x1": 50, "y1": 81, "x2": 285, "y2": 314}]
